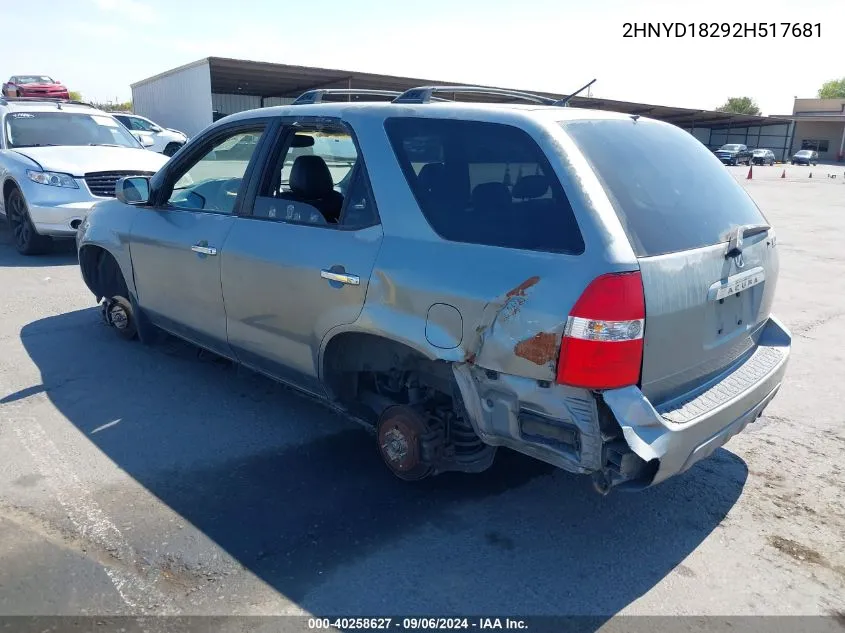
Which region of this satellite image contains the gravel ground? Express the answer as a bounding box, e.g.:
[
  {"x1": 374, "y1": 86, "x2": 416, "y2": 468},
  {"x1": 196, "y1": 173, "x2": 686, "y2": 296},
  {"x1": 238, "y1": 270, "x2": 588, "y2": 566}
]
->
[{"x1": 0, "y1": 166, "x2": 843, "y2": 625}]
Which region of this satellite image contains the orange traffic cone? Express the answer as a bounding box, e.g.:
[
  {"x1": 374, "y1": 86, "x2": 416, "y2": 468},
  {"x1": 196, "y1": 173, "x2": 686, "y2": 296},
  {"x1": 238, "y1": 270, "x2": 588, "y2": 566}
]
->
[
  {"x1": 781, "y1": 169, "x2": 786, "y2": 178},
  {"x1": 746, "y1": 165, "x2": 753, "y2": 180}
]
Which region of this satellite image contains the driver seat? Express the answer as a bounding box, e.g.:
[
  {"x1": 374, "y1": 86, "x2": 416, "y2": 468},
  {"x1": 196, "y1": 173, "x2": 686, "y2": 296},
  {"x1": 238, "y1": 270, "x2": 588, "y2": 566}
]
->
[{"x1": 278, "y1": 155, "x2": 343, "y2": 223}]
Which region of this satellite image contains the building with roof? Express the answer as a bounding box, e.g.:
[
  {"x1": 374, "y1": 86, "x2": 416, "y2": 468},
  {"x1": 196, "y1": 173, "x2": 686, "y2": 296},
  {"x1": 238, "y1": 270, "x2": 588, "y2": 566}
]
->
[
  {"x1": 777, "y1": 98, "x2": 845, "y2": 162},
  {"x1": 131, "y1": 57, "x2": 797, "y2": 159}
]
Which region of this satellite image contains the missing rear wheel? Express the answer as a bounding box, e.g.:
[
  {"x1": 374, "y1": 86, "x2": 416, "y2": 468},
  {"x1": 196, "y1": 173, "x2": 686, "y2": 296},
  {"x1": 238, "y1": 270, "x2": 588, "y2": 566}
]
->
[{"x1": 377, "y1": 406, "x2": 434, "y2": 481}]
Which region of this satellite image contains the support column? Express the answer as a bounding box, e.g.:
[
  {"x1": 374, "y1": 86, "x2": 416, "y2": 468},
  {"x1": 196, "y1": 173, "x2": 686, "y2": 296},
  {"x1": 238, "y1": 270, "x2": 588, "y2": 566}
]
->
[
  {"x1": 787, "y1": 121, "x2": 797, "y2": 160},
  {"x1": 839, "y1": 124, "x2": 845, "y2": 160}
]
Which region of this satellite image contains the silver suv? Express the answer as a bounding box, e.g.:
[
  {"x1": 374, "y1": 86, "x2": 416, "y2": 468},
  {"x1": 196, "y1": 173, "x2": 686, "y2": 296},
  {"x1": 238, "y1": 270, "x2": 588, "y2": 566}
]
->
[
  {"x1": 76, "y1": 87, "x2": 791, "y2": 492},
  {"x1": 0, "y1": 97, "x2": 169, "y2": 254}
]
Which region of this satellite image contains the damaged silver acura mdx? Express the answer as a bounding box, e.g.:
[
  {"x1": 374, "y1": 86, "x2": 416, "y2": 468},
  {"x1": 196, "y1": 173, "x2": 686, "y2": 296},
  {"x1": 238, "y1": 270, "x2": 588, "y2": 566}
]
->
[{"x1": 76, "y1": 86, "x2": 791, "y2": 492}]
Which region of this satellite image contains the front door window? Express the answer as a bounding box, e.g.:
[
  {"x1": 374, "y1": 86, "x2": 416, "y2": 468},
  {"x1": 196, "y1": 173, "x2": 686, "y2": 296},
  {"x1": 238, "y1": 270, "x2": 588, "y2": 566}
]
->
[{"x1": 167, "y1": 128, "x2": 266, "y2": 214}]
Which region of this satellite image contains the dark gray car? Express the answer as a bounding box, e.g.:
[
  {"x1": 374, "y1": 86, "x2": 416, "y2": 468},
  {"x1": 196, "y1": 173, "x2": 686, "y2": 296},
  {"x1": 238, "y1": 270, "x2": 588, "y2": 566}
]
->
[
  {"x1": 76, "y1": 89, "x2": 791, "y2": 493},
  {"x1": 791, "y1": 150, "x2": 819, "y2": 166}
]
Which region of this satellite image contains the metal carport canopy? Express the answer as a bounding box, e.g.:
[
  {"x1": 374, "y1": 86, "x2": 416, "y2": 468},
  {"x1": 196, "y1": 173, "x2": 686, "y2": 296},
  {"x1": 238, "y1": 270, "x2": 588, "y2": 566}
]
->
[{"x1": 206, "y1": 56, "x2": 791, "y2": 128}]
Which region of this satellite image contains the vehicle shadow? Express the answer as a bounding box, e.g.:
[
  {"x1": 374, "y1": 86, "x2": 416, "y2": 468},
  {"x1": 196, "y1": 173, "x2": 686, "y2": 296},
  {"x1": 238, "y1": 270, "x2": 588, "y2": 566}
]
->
[
  {"x1": 0, "y1": 225, "x2": 77, "y2": 266},
  {"x1": 14, "y1": 308, "x2": 749, "y2": 623}
]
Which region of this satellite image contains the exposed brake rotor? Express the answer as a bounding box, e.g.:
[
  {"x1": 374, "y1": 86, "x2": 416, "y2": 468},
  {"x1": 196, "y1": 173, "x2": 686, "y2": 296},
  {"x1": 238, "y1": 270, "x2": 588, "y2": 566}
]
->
[{"x1": 377, "y1": 406, "x2": 436, "y2": 481}]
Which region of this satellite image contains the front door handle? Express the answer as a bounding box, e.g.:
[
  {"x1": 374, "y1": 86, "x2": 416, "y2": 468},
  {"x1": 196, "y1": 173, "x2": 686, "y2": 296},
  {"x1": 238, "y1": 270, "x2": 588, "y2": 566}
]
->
[
  {"x1": 320, "y1": 269, "x2": 360, "y2": 286},
  {"x1": 191, "y1": 244, "x2": 217, "y2": 256}
]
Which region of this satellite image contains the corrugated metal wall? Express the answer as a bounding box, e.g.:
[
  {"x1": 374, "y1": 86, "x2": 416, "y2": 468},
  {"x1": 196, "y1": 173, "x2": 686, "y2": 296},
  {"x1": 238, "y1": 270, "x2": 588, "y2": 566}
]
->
[
  {"x1": 681, "y1": 127, "x2": 712, "y2": 145},
  {"x1": 132, "y1": 61, "x2": 213, "y2": 138},
  {"x1": 211, "y1": 94, "x2": 295, "y2": 117},
  {"x1": 677, "y1": 123, "x2": 795, "y2": 161},
  {"x1": 710, "y1": 122, "x2": 794, "y2": 161}
]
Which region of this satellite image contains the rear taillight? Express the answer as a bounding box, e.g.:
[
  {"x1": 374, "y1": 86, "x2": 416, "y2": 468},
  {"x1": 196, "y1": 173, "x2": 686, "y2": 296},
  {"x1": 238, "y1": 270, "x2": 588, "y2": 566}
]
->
[{"x1": 556, "y1": 271, "x2": 645, "y2": 390}]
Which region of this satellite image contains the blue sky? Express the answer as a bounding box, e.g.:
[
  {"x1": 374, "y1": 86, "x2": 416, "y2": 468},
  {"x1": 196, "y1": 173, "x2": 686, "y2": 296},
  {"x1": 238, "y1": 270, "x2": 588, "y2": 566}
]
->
[{"x1": 0, "y1": 0, "x2": 841, "y2": 114}]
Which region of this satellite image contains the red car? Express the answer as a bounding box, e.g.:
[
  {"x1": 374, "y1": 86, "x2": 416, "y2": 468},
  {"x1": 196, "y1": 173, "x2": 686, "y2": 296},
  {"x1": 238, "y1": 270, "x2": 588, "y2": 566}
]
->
[{"x1": 2, "y1": 75, "x2": 70, "y2": 100}]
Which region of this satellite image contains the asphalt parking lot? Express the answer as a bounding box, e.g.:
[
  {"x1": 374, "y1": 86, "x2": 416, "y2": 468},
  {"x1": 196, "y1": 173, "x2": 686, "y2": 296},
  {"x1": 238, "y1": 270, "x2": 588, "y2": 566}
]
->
[{"x1": 0, "y1": 166, "x2": 844, "y2": 623}]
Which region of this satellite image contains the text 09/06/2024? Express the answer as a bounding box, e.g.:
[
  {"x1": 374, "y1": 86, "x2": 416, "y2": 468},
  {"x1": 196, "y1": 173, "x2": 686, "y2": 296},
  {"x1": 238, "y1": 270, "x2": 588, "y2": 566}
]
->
[{"x1": 623, "y1": 22, "x2": 821, "y2": 38}]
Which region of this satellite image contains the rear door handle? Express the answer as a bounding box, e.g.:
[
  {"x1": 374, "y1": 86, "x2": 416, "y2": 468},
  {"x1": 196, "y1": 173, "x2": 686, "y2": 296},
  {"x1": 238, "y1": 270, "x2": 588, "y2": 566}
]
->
[
  {"x1": 191, "y1": 244, "x2": 217, "y2": 256},
  {"x1": 320, "y1": 269, "x2": 360, "y2": 286}
]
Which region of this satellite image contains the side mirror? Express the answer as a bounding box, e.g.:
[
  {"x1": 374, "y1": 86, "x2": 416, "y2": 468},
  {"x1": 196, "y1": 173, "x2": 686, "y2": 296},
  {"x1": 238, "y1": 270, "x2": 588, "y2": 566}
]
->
[
  {"x1": 116, "y1": 176, "x2": 151, "y2": 205},
  {"x1": 139, "y1": 134, "x2": 155, "y2": 148},
  {"x1": 150, "y1": 125, "x2": 163, "y2": 133}
]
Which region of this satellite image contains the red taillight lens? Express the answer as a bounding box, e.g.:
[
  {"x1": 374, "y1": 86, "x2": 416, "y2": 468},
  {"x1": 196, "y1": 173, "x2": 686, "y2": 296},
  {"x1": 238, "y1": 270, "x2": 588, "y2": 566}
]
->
[{"x1": 556, "y1": 271, "x2": 645, "y2": 390}]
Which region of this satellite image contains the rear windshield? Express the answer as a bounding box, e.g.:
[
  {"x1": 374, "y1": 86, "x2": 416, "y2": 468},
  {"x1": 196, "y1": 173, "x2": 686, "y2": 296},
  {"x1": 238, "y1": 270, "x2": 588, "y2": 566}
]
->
[
  {"x1": 563, "y1": 119, "x2": 767, "y2": 257},
  {"x1": 385, "y1": 117, "x2": 584, "y2": 254}
]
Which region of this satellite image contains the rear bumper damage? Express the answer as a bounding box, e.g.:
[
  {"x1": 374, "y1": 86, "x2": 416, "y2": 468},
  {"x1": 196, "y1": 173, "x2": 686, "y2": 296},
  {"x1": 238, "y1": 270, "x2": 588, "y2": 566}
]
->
[
  {"x1": 603, "y1": 315, "x2": 791, "y2": 487},
  {"x1": 453, "y1": 315, "x2": 791, "y2": 491},
  {"x1": 452, "y1": 364, "x2": 604, "y2": 475}
]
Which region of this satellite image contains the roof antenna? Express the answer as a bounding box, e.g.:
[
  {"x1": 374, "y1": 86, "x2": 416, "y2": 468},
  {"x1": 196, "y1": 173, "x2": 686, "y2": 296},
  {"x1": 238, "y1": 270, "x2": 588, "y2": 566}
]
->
[{"x1": 554, "y1": 78, "x2": 597, "y2": 107}]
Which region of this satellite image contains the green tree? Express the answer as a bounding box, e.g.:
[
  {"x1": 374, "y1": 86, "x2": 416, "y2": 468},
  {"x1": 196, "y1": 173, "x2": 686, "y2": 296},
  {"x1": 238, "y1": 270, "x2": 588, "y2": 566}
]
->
[
  {"x1": 716, "y1": 97, "x2": 761, "y2": 115},
  {"x1": 818, "y1": 77, "x2": 845, "y2": 99},
  {"x1": 68, "y1": 90, "x2": 83, "y2": 101},
  {"x1": 90, "y1": 100, "x2": 132, "y2": 112}
]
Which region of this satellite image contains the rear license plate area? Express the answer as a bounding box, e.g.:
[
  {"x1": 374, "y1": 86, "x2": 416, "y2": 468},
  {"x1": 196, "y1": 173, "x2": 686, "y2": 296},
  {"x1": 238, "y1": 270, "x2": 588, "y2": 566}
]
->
[{"x1": 707, "y1": 267, "x2": 766, "y2": 340}]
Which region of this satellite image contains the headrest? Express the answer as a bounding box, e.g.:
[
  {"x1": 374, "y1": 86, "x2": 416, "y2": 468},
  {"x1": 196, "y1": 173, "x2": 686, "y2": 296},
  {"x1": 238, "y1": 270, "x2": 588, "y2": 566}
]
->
[
  {"x1": 511, "y1": 175, "x2": 549, "y2": 199},
  {"x1": 291, "y1": 134, "x2": 315, "y2": 148},
  {"x1": 290, "y1": 155, "x2": 334, "y2": 198},
  {"x1": 416, "y1": 162, "x2": 445, "y2": 193},
  {"x1": 472, "y1": 182, "x2": 512, "y2": 209}
]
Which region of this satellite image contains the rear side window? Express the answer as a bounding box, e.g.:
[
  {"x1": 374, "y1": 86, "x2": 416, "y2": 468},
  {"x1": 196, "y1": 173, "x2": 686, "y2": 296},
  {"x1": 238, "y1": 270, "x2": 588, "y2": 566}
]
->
[
  {"x1": 564, "y1": 119, "x2": 767, "y2": 257},
  {"x1": 385, "y1": 118, "x2": 584, "y2": 254}
]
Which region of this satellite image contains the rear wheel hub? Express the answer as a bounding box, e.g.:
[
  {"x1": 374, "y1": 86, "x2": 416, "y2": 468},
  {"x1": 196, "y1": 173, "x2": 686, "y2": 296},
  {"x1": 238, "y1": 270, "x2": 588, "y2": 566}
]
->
[{"x1": 377, "y1": 406, "x2": 433, "y2": 481}]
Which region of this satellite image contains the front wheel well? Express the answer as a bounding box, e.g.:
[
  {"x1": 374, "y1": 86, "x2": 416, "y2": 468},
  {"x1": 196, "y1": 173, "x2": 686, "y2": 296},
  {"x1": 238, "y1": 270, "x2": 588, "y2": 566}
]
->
[
  {"x1": 79, "y1": 245, "x2": 128, "y2": 302},
  {"x1": 3, "y1": 179, "x2": 20, "y2": 208}
]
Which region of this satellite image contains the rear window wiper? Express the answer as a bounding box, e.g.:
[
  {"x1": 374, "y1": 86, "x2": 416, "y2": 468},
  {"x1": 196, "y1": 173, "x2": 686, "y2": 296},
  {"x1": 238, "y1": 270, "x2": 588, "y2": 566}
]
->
[{"x1": 725, "y1": 223, "x2": 770, "y2": 259}]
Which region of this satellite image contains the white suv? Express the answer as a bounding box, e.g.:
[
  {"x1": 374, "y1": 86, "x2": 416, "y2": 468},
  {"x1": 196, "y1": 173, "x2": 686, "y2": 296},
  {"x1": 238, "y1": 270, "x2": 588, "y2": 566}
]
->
[
  {"x1": 0, "y1": 98, "x2": 169, "y2": 254},
  {"x1": 111, "y1": 112, "x2": 188, "y2": 156}
]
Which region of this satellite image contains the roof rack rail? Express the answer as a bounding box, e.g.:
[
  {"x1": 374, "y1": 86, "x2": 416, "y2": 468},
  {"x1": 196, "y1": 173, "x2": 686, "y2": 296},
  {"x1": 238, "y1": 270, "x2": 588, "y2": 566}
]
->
[
  {"x1": 391, "y1": 79, "x2": 598, "y2": 107},
  {"x1": 0, "y1": 96, "x2": 93, "y2": 107},
  {"x1": 393, "y1": 86, "x2": 558, "y2": 105},
  {"x1": 291, "y1": 89, "x2": 403, "y2": 105}
]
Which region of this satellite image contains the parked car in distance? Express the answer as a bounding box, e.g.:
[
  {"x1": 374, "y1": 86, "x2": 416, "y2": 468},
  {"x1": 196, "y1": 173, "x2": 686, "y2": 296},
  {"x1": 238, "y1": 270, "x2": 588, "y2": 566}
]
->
[
  {"x1": 0, "y1": 98, "x2": 169, "y2": 254},
  {"x1": 714, "y1": 143, "x2": 753, "y2": 166},
  {"x1": 2, "y1": 75, "x2": 69, "y2": 100},
  {"x1": 76, "y1": 88, "x2": 791, "y2": 494},
  {"x1": 791, "y1": 149, "x2": 818, "y2": 166},
  {"x1": 111, "y1": 112, "x2": 188, "y2": 156},
  {"x1": 751, "y1": 149, "x2": 776, "y2": 166}
]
